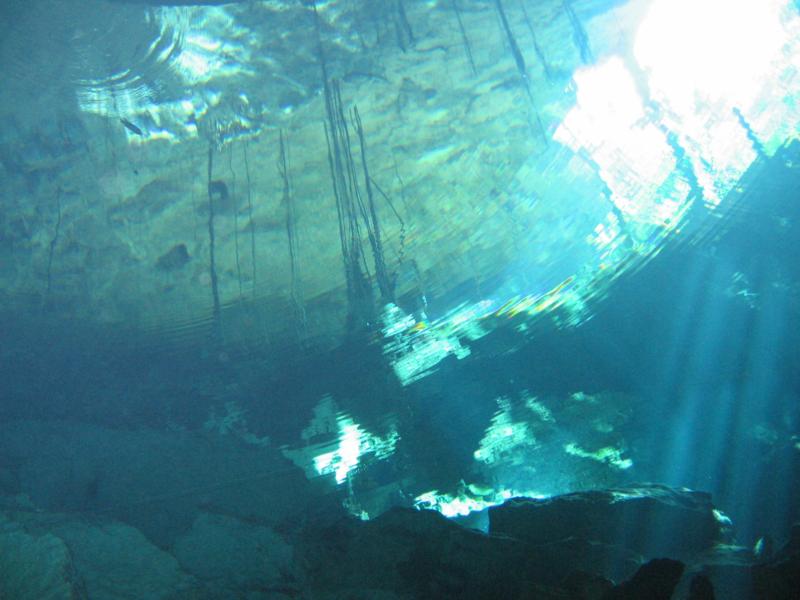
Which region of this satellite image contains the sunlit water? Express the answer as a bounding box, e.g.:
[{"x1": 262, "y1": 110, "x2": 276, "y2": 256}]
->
[{"x1": 0, "y1": 0, "x2": 799, "y2": 594}]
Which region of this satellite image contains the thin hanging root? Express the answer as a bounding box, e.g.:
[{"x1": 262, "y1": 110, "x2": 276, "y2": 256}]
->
[
  {"x1": 243, "y1": 141, "x2": 257, "y2": 297},
  {"x1": 518, "y1": 0, "x2": 553, "y2": 81},
  {"x1": 228, "y1": 144, "x2": 243, "y2": 301},
  {"x1": 206, "y1": 145, "x2": 222, "y2": 338},
  {"x1": 563, "y1": 0, "x2": 592, "y2": 64},
  {"x1": 494, "y1": 0, "x2": 527, "y2": 79},
  {"x1": 369, "y1": 177, "x2": 406, "y2": 268},
  {"x1": 314, "y1": 0, "x2": 372, "y2": 322},
  {"x1": 452, "y1": 0, "x2": 477, "y2": 76},
  {"x1": 313, "y1": 0, "x2": 402, "y2": 326},
  {"x1": 394, "y1": 0, "x2": 414, "y2": 51},
  {"x1": 45, "y1": 187, "x2": 63, "y2": 305},
  {"x1": 278, "y1": 129, "x2": 305, "y2": 329},
  {"x1": 353, "y1": 105, "x2": 394, "y2": 303},
  {"x1": 494, "y1": 0, "x2": 548, "y2": 144}
]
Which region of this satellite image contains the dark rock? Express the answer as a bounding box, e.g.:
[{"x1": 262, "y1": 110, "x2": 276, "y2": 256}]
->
[
  {"x1": 687, "y1": 573, "x2": 716, "y2": 599},
  {"x1": 207, "y1": 179, "x2": 239, "y2": 214},
  {"x1": 676, "y1": 542, "x2": 754, "y2": 599},
  {"x1": 489, "y1": 484, "x2": 728, "y2": 566},
  {"x1": 601, "y1": 558, "x2": 684, "y2": 600},
  {"x1": 754, "y1": 535, "x2": 775, "y2": 562},
  {"x1": 108, "y1": 178, "x2": 185, "y2": 223},
  {"x1": 156, "y1": 243, "x2": 190, "y2": 270},
  {"x1": 525, "y1": 534, "x2": 642, "y2": 584},
  {"x1": 295, "y1": 507, "x2": 566, "y2": 599},
  {"x1": 692, "y1": 563, "x2": 752, "y2": 600},
  {"x1": 561, "y1": 571, "x2": 614, "y2": 600},
  {"x1": 292, "y1": 486, "x2": 743, "y2": 598},
  {"x1": 752, "y1": 523, "x2": 800, "y2": 599}
]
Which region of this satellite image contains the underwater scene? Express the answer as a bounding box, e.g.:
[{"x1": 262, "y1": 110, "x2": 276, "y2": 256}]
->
[{"x1": 1, "y1": 0, "x2": 799, "y2": 597}]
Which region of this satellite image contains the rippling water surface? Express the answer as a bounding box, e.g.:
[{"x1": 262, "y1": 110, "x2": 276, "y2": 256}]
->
[{"x1": 1, "y1": 0, "x2": 799, "y2": 596}]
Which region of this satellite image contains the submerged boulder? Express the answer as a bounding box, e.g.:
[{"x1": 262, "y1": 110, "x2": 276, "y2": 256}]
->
[
  {"x1": 48, "y1": 520, "x2": 196, "y2": 599},
  {"x1": 752, "y1": 523, "x2": 800, "y2": 599},
  {"x1": 173, "y1": 512, "x2": 295, "y2": 595},
  {"x1": 489, "y1": 484, "x2": 730, "y2": 576},
  {"x1": 2, "y1": 478, "x2": 759, "y2": 599},
  {"x1": 295, "y1": 506, "x2": 567, "y2": 599},
  {"x1": 293, "y1": 485, "x2": 737, "y2": 598},
  {"x1": 0, "y1": 512, "x2": 79, "y2": 600},
  {"x1": 601, "y1": 558, "x2": 685, "y2": 600}
]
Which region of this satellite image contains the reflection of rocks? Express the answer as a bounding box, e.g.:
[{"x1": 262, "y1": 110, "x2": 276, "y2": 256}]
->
[
  {"x1": 463, "y1": 390, "x2": 638, "y2": 502},
  {"x1": 0, "y1": 0, "x2": 622, "y2": 347}
]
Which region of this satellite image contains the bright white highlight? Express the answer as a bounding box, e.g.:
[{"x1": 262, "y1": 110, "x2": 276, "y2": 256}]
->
[
  {"x1": 283, "y1": 396, "x2": 400, "y2": 486},
  {"x1": 313, "y1": 421, "x2": 362, "y2": 484},
  {"x1": 311, "y1": 417, "x2": 400, "y2": 484},
  {"x1": 632, "y1": 0, "x2": 794, "y2": 204},
  {"x1": 634, "y1": 0, "x2": 787, "y2": 110},
  {"x1": 554, "y1": 57, "x2": 683, "y2": 224},
  {"x1": 555, "y1": 0, "x2": 800, "y2": 245}
]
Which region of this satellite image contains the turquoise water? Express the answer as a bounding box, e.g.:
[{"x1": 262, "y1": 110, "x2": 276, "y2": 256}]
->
[{"x1": 1, "y1": 0, "x2": 799, "y2": 597}]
